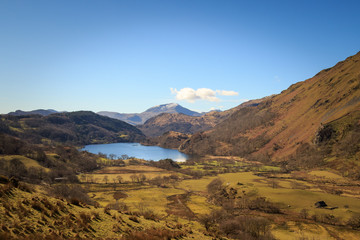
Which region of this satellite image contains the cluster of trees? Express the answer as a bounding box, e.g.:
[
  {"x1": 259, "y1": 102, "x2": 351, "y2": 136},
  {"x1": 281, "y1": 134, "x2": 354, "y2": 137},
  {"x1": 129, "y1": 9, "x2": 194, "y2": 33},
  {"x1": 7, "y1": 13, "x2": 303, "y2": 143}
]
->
[
  {"x1": 0, "y1": 134, "x2": 29, "y2": 155},
  {"x1": 200, "y1": 178, "x2": 277, "y2": 239},
  {"x1": 51, "y1": 184, "x2": 95, "y2": 206},
  {"x1": 148, "y1": 158, "x2": 181, "y2": 170},
  {"x1": 0, "y1": 133, "x2": 99, "y2": 185}
]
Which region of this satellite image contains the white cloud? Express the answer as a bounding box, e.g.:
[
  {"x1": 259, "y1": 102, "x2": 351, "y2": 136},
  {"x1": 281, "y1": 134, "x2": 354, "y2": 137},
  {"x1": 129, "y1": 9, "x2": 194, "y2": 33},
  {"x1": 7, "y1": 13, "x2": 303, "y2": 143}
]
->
[
  {"x1": 216, "y1": 90, "x2": 239, "y2": 96},
  {"x1": 196, "y1": 88, "x2": 218, "y2": 102},
  {"x1": 170, "y1": 87, "x2": 239, "y2": 103},
  {"x1": 170, "y1": 88, "x2": 199, "y2": 102}
]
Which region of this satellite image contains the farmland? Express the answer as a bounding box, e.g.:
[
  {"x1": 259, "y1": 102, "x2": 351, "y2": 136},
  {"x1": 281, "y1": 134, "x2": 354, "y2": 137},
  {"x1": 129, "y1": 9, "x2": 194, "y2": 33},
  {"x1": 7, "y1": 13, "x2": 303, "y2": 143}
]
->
[{"x1": 76, "y1": 156, "x2": 360, "y2": 239}]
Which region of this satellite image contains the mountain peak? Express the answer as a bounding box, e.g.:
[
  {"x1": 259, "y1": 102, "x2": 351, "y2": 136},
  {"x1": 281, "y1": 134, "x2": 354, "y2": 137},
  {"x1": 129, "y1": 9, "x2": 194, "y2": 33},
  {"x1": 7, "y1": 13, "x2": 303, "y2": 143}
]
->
[
  {"x1": 98, "y1": 103, "x2": 201, "y2": 125},
  {"x1": 145, "y1": 103, "x2": 180, "y2": 113}
]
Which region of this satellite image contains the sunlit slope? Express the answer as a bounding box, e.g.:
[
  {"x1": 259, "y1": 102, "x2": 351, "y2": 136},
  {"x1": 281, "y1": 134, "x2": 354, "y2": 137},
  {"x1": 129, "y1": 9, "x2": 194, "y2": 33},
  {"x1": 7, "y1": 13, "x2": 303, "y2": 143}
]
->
[
  {"x1": 180, "y1": 51, "x2": 360, "y2": 163},
  {"x1": 265, "y1": 52, "x2": 360, "y2": 158}
]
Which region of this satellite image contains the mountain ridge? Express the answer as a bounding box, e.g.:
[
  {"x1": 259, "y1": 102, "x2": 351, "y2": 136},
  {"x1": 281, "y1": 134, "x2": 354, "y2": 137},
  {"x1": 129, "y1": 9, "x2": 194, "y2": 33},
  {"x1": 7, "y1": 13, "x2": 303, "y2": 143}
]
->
[
  {"x1": 0, "y1": 111, "x2": 145, "y2": 145},
  {"x1": 97, "y1": 103, "x2": 202, "y2": 125},
  {"x1": 138, "y1": 98, "x2": 267, "y2": 138},
  {"x1": 7, "y1": 109, "x2": 58, "y2": 116}
]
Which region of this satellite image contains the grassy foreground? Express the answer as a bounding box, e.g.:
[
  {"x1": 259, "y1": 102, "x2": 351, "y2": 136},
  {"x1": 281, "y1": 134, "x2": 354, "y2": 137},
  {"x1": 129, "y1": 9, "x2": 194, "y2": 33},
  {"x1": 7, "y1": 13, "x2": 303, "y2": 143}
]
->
[{"x1": 1, "y1": 155, "x2": 360, "y2": 239}]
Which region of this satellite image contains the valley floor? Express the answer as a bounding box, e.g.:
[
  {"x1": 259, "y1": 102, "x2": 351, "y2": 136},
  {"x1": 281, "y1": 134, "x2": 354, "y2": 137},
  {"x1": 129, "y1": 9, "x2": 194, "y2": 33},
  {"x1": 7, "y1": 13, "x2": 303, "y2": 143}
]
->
[{"x1": 1, "y1": 155, "x2": 360, "y2": 239}]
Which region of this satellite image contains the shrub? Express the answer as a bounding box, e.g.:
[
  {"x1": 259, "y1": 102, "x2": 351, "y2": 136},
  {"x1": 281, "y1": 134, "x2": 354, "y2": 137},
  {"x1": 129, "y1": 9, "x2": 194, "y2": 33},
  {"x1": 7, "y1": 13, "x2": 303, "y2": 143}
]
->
[
  {"x1": 312, "y1": 213, "x2": 340, "y2": 225},
  {"x1": 104, "y1": 207, "x2": 111, "y2": 215},
  {"x1": 248, "y1": 197, "x2": 281, "y2": 214},
  {"x1": 51, "y1": 184, "x2": 94, "y2": 205},
  {"x1": 41, "y1": 198, "x2": 55, "y2": 211},
  {"x1": 31, "y1": 201, "x2": 44, "y2": 212},
  {"x1": 347, "y1": 214, "x2": 360, "y2": 229},
  {"x1": 129, "y1": 216, "x2": 139, "y2": 223},
  {"x1": 106, "y1": 202, "x2": 128, "y2": 212},
  {"x1": 0, "y1": 183, "x2": 14, "y2": 197},
  {"x1": 299, "y1": 209, "x2": 309, "y2": 219},
  {"x1": 79, "y1": 212, "x2": 92, "y2": 225},
  {"x1": 113, "y1": 191, "x2": 127, "y2": 201},
  {"x1": 121, "y1": 228, "x2": 185, "y2": 240},
  {"x1": 219, "y1": 215, "x2": 274, "y2": 240},
  {"x1": 18, "y1": 182, "x2": 34, "y2": 193},
  {"x1": 141, "y1": 209, "x2": 160, "y2": 221}
]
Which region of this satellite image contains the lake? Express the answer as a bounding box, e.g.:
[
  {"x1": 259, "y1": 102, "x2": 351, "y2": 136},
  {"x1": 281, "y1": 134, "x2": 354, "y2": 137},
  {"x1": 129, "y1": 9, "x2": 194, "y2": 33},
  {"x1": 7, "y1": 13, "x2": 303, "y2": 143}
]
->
[{"x1": 82, "y1": 142, "x2": 189, "y2": 162}]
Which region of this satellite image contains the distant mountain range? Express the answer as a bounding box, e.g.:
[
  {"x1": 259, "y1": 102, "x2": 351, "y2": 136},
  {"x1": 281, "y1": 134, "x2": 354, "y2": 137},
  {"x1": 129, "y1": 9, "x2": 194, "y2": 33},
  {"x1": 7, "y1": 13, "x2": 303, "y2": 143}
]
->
[
  {"x1": 97, "y1": 103, "x2": 202, "y2": 125},
  {"x1": 6, "y1": 103, "x2": 203, "y2": 126},
  {"x1": 0, "y1": 111, "x2": 145, "y2": 145},
  {"x1": 8, "y1": 109, "x2": 59, "y2": 116},
  {"x1": 138, "y1": 98, "x2": 265, "y2": 137}
]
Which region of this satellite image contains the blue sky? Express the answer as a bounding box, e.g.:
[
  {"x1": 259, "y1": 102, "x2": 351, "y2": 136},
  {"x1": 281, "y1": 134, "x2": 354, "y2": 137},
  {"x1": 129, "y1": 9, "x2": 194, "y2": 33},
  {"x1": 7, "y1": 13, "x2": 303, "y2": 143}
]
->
[{"x1": 1, "y1": 0, "x2": 359, "y2": 114}]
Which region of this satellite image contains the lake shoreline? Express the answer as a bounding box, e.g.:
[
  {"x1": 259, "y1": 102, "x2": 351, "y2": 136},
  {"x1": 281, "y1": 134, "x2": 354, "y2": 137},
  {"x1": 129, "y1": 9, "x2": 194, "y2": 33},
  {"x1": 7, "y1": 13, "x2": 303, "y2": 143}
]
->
[{"x1": 82, "y1": 142, "x2": 189, "y2": 162}]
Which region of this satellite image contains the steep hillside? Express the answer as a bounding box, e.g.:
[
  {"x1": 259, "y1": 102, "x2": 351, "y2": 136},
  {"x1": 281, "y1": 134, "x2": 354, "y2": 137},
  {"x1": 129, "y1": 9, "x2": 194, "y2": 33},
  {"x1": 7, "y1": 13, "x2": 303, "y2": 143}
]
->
[
  {"x1": 98, "y1": 103, "x2": 201, "y2": 125},
  {"x1": 0, "y1": 111, "x2": 145, "y2": 145},
  {"x1": 180, "y1": 52, "x2": 360, "y2": 174}
]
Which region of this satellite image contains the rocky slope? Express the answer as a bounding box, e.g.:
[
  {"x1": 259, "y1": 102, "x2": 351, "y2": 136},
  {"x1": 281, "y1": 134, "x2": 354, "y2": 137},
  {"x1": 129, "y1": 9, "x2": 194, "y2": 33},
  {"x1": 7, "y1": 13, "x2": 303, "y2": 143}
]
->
[{"x1": 179, "y1": 52, "x2": 360, "y2": 175}]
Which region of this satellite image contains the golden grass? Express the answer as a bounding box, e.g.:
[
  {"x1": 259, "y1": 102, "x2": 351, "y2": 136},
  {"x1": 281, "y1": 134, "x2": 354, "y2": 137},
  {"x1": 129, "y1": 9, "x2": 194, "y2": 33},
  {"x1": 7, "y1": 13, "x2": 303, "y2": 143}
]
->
[
  {"x1": 176, "y1": 171, "x2": 360, "y2": 222},
  {"x1": 0, "y1": 183, "x2": 212, "y2": 239},
  {"x1": 78, "y1": 165, "x2": 180, "y2": 185},
  {"x1": 272, "y1": 222, "x2": 333, "y2": 240},
  {"x1": 309, "y1": 170, "x2": 344, "y2": 180},
  {"x1": 1, "y1": 155, "x2": 50, "y2": 172},
  {"x1": 123, "y1": 187, "x2": 185, "y2": 215},
  {"x1": 186, "y1": 194, "x2": 219, "y2": 215}
]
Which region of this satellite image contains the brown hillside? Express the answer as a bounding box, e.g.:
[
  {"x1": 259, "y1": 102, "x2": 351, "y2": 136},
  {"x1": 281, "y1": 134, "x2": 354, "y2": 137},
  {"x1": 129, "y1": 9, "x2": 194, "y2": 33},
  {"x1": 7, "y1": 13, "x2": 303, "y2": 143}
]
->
[
  {"x1": 180, "y1": 52, "x2": 360, "y2": 167},
  {"x1": 139, "y1": 113, "x2": 219, "y2": 137}
]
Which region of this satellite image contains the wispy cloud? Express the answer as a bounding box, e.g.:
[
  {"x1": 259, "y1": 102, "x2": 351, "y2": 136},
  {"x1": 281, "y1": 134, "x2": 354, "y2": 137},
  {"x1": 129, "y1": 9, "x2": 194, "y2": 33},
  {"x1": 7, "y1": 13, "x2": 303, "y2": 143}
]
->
[{"x1": 170, "y1": 87, "x2": 239, "y2": 103}]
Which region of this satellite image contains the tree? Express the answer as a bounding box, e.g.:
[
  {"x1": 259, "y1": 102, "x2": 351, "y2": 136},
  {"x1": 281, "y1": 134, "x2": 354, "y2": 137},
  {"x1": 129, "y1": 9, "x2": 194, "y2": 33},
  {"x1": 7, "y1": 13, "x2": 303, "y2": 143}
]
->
[
  {"x1": 300, "y1": 209, "x2": 309, "y2": 219},
  {"x1": 120, "y1": 154, "x2": 129, "y2": 160},
  {"x1": 98, "y1": 152, "x2": 108, "y2": 158},
  {"x1": 130, "y1": 174, "x2": 138, "y2": 183},
  {"x1": 116, "y1": 175, "x2": 123, "y2": 184},
  {"x1": 207, "y1": 178, "x2": 224, "y2": 195},
  {"x1": 9, "y1": 158, "x2": 27, "y2": 179},
  {"x1": 139, "y1": 174, "x2": 146, "y2": 183},
  {"x1": 103, "y1": 175, "x2": 109, "y2": 184},
  {"x1": 80, "y1": 174, "x2": 87, "y2": 183}
]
